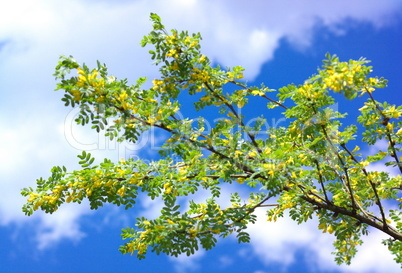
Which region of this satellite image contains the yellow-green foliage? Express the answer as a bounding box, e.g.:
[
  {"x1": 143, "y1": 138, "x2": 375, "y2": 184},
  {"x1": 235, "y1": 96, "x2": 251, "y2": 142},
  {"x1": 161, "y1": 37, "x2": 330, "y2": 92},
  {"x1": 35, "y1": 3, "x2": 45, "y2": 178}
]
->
[{"x1": 22, "y1": 13, "x2": 402, "y2": 266}]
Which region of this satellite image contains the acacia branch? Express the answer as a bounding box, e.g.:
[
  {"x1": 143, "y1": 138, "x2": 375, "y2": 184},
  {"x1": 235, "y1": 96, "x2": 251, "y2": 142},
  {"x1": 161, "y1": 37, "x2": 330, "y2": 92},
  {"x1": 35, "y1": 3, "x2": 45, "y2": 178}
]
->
[
  {"x1": 365, "y1": 89, "x2": 402, "y2": 174},
  {"x1": 228, "y1": 81, "x2": 288, "y2": 110},
  {"x1": 203, "y1": 82, "x2": 262, "y2": 153},
  {"x1": 340, "y1": 143, "x2": 389, "y2": 229},
  {"x1": 297, "y1": 188, "x2": 402, "y2": 241},
  {"x1": 319, "y1": 124, "x2": 359, "y2": 212},
  {"x1": 313, "y1": 159, "x2": 329, "y2": 202}
]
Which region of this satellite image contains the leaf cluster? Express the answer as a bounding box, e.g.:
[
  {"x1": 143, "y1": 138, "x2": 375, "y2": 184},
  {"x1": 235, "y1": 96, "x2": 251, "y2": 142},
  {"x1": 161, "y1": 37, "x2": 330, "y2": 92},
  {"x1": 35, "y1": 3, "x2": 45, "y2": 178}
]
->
[{"x1": 22, "y1": 13, "x2": 402, "y2": 267}]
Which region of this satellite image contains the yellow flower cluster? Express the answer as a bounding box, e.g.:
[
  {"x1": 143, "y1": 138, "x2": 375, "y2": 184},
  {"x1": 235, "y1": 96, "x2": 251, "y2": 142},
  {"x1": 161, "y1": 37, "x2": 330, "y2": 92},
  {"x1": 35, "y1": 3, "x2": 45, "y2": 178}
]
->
[
  {"x1": 318, "y1": 222, "x2": 335, "y2": 234},
  {"x1": 166, "y1": 48, "x2": 179, "y2": 58},
  {"x1": 152, "y1": 79, "x2": 164, "y2": 91},
  {"x1": 165, "y1": 34, "x2": 177, "y2": 45},
  {"x1": 128, "y1": 172, "x2": 143, "y2": 186},
  {"x1": 71, "y1": 67, "x2": 106, "y2": 102},
  {"x1": 163, "y1": 181, "x2": 175, "y2": 195},
  {"x1": 183, "y1": 36, "x2": 199, "y2": 48},
  {"x1": 297, "y1": 83, "x2": 324, "y2": 100},
  {"x1": 70, "y1": 89, "x2": 82, "y2": 101},
  {"x1": 117, "y1": 186, "x2": 126, "y2": 196},
  {"x1": 227, "y1": 71, "x2": 244, "y2": 80},
  {"x1": 323, "y1": 63, "x2": 362, "y2": 92},
  {"x1": 362, "y1": 77, "x2": 378, "y2": 92},
  {"x1": 29, "y1": 185, "x2": 67, "y2": 211},
  {"x1": 125, "y1": 229, "x2": 151, "y2": 255},
  {"x1": 262, "y1": 163, "x2": 276, "y2": 176},
  {"x1": 77, "y1": 68, "x2": 105, "y2": 89},
  {"x1": 118, "y1": 90, "x2": 131, "y2": 110},
  {"x1": 190, "y1": 67, "x2": 211, "y2": 82},
  {"x1": 384, "y1": 105, "x2": 402, "y2": 119},
  {"x1": 279, "y1": 191, "x2": 296, "y2": 209},
  {"x1": 248, "y1": 150, "x2": 258, "y2": 158},
  {"x1": 25, "y1": 163, "x2": 145, "y2": 212},
  {"x1": 251, "y1": 89, "x2": 265, "y2": 96},
  {"x1": 199, "y1": 55, "x2": 207, "y2": 63}
]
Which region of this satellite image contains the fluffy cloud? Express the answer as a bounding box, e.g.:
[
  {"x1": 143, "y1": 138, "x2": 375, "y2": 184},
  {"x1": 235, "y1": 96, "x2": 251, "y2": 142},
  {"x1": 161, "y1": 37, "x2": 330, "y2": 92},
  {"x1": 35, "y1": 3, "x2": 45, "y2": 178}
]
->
[
  {"x1": 169, "y1": 250, "x2": 206, "y2": 273},
  {"x1": 154, "y1": 0, "x2": 402, "y2": 77},
  {"x1": 245, "y1": 210, "x2": 401, "y2": 273},
  {"x1": 33, "y1": 203, "x2": 92, "y2": 250},
  {"x1": 1, "y1": 0, "x2": 401, "y2": 262}
]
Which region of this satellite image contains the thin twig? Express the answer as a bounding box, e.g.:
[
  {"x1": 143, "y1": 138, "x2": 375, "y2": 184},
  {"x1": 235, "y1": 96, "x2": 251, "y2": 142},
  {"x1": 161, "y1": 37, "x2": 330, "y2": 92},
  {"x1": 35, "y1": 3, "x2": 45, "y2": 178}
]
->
[
  {"x1": 365, "y1": 89, "x2": 402, "y2": 174},
  {"x1": 203, "y1": 82, "x2": 262, "y2": 153},
  {"x1": 340, "y1": 143, "x2": 389, "y2": 229},
  {"x1": 313, "y1": 159, "x2": 330, "y2": 202},
  {"x1": 228, "y1": 80, "x2": 288, "y2": 109}
]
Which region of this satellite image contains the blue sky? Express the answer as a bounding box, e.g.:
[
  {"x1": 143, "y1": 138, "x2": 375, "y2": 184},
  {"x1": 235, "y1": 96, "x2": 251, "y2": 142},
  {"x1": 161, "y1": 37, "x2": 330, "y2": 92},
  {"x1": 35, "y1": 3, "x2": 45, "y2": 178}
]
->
[{"x1": 1, "y1": 0, "x2": 402, "y2": 272}]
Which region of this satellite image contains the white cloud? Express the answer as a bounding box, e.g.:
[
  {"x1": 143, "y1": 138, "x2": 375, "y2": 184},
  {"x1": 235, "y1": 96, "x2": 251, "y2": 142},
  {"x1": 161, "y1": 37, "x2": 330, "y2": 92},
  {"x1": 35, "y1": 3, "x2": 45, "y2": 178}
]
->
[
  {"x1": 246, "y1": 210, "x2": 318, "y2": 268},
  {"x1": 218, "y1": 255, "x2": 234, "y2": 268},
  {"x1": 245, "y1": 210, "x2": 401, "y2": 273},
  {"x1": 33, "y1": 203, "x2": 92, "y2": 250},
  {"x1": 0, "y1": 113, "x2": 72, "y2": 225},
  {"x1": 169, "y1": 250, "x2": 205, "y2": 273},
  {"x1": 1, "y1": 0, "x2": 401, "y2": 259},
  {"x1": 337, "y1": 229, "x2": 401, "y2": 273},
  {"x1": 307, "y1": 227, "x2": 401, "y2": 273},
  {"x1": 139, "y1": 195, "x2": 166, "y2": 220},
  {"x1": 162, "y1": 0, "x2": 402, "y2": 77},
  {"x1": 363, "y1": 139, "x2": 401, "y2": 177}
]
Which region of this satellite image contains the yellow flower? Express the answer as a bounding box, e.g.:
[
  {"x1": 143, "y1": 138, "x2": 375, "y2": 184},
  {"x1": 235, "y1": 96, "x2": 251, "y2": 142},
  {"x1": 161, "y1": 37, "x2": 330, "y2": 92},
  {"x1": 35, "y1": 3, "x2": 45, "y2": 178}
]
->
[
  {"x1": 286, "y1": 157, "x2": 294, "y2": 164},
  {"x1": 166, "y1": 49, "x2": 177, "y2": 57},
  {"x1": 248, "y1": 150, "x2": 258, "y2": 158},
  {"x1": 152, "y1": 79, "x2": 164, "y2": 90},
  {"x1": 49, "y1": 196, "x2": 58, "y2": 204},
  {"x1": 117, "y1": 186, "x2": 125, "y2": 196},
  {"x1": 189, "y1": 229, "x2": 198, "y2": 238},
  {"x1": 152, "y1": 79, "x2": 163, "y2": 86},
  {"x1": 200, "y1": 96, "x2": 211, "y2": 102},
  {"x1": 70, "y1": 89, "x2": 81, "y2": 101},
  {"x1": 263, "y1": 163, "x2": 275, "y2": 170},
  {"x1": 87, "y1": 70, "x2": 98, "y2": 80},
  {"x1": 96, "y1": 96, "x2": 105, "y2": 103},
  {"x1": 189, "y1": 41, "x2": 198, "y2": 48},
  {"x1": 165, "y1": 187, "x2": 172, "y2": 194},
  {"x1": 199, "y1": 55, "x2": 206, "y2": 63},
  {"x1": 318, "y1": 222, "x2": 327, "y2": 231},
  {"x1": 147, "y1": 116, "x2": 156, "y2": 124},
  {"x1": 237, "y1": 177, "x2": 246, "y2": 184},
  {"x1": 368, "y1": 77, "x2": 378, "y2": 85},
  {"x1": 326, "y1": 225, "x2": 334, "y2": 234},
  {"x1": 262, "y1": 147, "x2": 271, "y2": 155},
  {"x1": 360, "y1": 160, "x2": 369, "y2": 167},
  {"x1": 27, "y1": 193, "x2": 39, "y2": 202},
  {"x1": 282, "y1": 202, "x2": 295, "y2": 209},
  {"x1": 184, "y1": 36, "x2": 192, "y2": 44},
  {"x1": 119, "y1": 91, "x2": 128, "y2": 101},
  {"x1": 166, "y1": 35, "x2": 177, "y2": 45},
  {"x1": 251, "y1": 90, "x2": 265, "y2": 96},
  {"x1": 77, "y1": 67, "x2": 85, "y2": 75}
]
